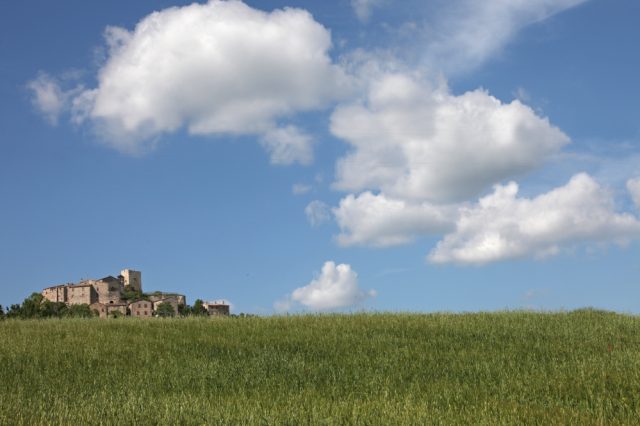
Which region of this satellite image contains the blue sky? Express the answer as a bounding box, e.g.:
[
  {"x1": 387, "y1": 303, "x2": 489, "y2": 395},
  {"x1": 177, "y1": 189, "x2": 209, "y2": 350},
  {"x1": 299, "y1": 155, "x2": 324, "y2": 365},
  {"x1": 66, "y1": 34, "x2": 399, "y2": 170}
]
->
[{"x1": 1, "y1": 0, "x2": 639, "y2": 313}]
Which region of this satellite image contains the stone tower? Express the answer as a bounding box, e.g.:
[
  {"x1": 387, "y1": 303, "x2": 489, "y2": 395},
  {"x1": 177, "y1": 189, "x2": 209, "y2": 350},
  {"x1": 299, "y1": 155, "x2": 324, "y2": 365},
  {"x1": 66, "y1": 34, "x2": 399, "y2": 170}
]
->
[{"x1": 120, "y1": 269, "x2": 142, "y2": 293}]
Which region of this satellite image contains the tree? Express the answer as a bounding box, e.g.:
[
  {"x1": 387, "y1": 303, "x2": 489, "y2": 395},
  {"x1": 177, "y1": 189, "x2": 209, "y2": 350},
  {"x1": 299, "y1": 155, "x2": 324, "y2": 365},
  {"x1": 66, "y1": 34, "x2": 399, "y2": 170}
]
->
[
  {"x1": 0, "y1": 304, "x2": 4, "y2": 320},
  {"x1": 121, "y1": 289, "x2": 145, "y2": 302},
  {"x1": 156, "y1": 302, "x2": 175, "y2": 318},
  {"x1": 6, "y1": 304, "x2": 22, "y2": 319},
  {"x1": 21, "y1": 292, "x2": 45, "y2": 319},
  {"x1": 110, "y1": 310, "x2": 124, "y2": 319},
  {"x1": 192, "y1": 299, "x2": 207, "y2": 316},
  {"x1": 41, "y1": 300, "x2": 67, "y2": 318},
  {"x1": 177, "y1": 303, "x2": 189, "y2": 317},
  {"x1": 65, "y1": 304, "x2": 94, "y2": 318}
]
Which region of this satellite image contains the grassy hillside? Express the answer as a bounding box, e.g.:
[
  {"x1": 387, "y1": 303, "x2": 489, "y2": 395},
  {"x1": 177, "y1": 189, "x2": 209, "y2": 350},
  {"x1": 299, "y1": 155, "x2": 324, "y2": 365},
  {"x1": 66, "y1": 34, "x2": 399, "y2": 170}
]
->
[{"x1": 1, "y1": 311, "x2": 639, "y2": 424}]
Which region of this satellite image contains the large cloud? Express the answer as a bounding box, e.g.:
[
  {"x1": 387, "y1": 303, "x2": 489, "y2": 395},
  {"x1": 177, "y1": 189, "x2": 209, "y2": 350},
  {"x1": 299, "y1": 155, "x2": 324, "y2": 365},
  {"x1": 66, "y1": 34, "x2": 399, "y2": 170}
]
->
[
  {"x1": 276, "y1": 261, "x2": 376, "y2": 311},
  {"x1": 333, "y1": 191, "x2": 455, "y2": 247},
  {"x1": 331, "y1": 72, "x2": 570, "y2": 203},
  {"x1": 67, "y1": 0, "x2": 349, "y2": 159},
  {"x1": 428, "y1": 173, "x2": 640, "y2": 265}
]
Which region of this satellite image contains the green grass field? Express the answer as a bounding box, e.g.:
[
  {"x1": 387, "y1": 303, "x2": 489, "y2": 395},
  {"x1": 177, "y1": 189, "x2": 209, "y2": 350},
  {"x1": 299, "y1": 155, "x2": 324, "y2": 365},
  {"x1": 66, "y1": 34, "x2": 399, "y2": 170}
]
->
[{"x1": 1, "y1": 311, "x2": 639, "y2": 425}]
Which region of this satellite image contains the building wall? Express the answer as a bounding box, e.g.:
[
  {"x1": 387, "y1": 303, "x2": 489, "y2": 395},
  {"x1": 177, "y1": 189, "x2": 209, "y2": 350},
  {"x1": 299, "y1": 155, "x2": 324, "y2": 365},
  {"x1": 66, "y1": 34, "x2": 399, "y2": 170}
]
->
[
  {"x1": 121, "y1": 269, "x2": 142, "y2": 293},
  {"x1": 94, "y1": 280, "x2": 123, "y2": 304},
  {"x1": 90, "y1": 303, "x2": 127, "y2": 318},
  {"x1": 107, "y1": 304, "x2": 127, "y2": 317},
  {"x1": 42, "y1": 286, "x2": 67, "y2": 303},
  {"x1": 153, "y1": 298, "x2": 179, "y2": 315},
  {"x1": 90, "y1": 303, "x2": 108, "y2": 318},
  {"x1": 149, "y1": 293, "x2": 186, "y2": 306},
  {"x1": 129, "y1": 301, "x2": 152, "y2": 318},
  {"x1": 204, "y1": 303, "x2": 230, "y2": 316},
  {"x1": 67, "y1": 285, "x2": 97, "y2": 305}
]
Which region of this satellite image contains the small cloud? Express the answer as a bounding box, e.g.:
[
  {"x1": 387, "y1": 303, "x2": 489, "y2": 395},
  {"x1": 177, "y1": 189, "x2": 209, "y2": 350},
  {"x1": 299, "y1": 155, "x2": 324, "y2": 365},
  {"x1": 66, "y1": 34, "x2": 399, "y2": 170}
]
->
[
  {"x1": 27, "y1": 72, "x2": 85, "y2": 127},
  {"x1": 260, "y1": 126, "x2": 314, "y2": 166},
  {"x1": 27, "y1": 73, "x2": 68, "y2": 125},
  {"x1": 276, "y1": 261, "x2": 376, "y2": 311},
  {"x1": 421, "y1": 0, "x2": 589, "y2": 74},
  {"x1": 273, "y1": 297, "x2": 293, "y2": 313},
  {"x1": 305, "y1": 200, "x2": 331, "y2": 227},
  {"x1": 292, "y1": 183, "x2": 312, "y2": 195},
  {"x1": 628, "y1": 177, "x2": 640, "y2": 210},
  {"x1": 521, "y1": 288, "x2": 551, "y2": 310},
  {"x1": 512, "y1": 86, "x2": 531, "y2": 103},
  {"x1": 523, "y1": 289, "x2": 549, "y2": 302},
  {"x1": 352, "y1": 0, "x2": 384, "y2": 22}
]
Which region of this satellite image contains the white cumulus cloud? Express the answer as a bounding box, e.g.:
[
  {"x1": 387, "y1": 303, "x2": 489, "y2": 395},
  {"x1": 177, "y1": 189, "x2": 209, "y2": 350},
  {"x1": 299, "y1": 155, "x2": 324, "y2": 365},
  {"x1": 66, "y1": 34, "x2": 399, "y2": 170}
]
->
[
  {"x1": 277, "y1": 261, "x2": 376, "y2": 311},
  {"x1": 627, "y1": 178, "x2": 640, "y2": 210},
  {"x1": 429, "y1": 173, "x2": 640, "y2": 265},
  {"x1": 68, "y1": 0, "x2": 349, "y2": 156},
  {"x1": 333, "y1": 191, "x2": 455, "y2": 247},
  {"x1": 331, "y1": 71, "x2": 570, "y2": 203}
]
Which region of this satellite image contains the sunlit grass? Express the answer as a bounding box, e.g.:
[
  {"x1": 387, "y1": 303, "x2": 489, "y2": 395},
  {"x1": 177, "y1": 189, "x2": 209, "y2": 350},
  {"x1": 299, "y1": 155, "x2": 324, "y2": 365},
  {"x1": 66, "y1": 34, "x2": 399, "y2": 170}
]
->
[{"x1": 1, "y1": 311, "x2": 639, "y2": 424}]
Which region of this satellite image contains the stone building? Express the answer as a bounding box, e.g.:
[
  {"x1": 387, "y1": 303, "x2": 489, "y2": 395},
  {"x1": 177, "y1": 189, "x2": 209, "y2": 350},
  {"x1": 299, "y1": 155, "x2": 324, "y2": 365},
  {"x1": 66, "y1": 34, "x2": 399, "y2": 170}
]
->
[
  {"x1": 42, "y1": 269, "x2": 143, "y2": 306},
  {"x1": 148, "y1": 292, "x2": 186, "y2": 306},
  {"x1": 121, "y1": 269, "x2": 142, "y2": 293},
  {"x1": 129, "y1": 300, "x2": 153, "y2": 318},
  {"x1": 152, "y1": 298, "x2": 180, "y2": 316},
  {"x1": 42, "y1": 285, "x2": 68, "y2": 303},
  {"x1": 67, "y1": 283, "x2": 98, "y2": 305},
  {"x1": 93, "y1": 276, "x2": 124, "y2": 304},
  {"x1": 90, "y1": 302, "x2": 127, "y2": 319},
  {"x1": 40, "y1": 268, "x2": 214, "y2": 319},
  {"x1": 203, "y1": 301, "x2": 230, "y2": 316}
]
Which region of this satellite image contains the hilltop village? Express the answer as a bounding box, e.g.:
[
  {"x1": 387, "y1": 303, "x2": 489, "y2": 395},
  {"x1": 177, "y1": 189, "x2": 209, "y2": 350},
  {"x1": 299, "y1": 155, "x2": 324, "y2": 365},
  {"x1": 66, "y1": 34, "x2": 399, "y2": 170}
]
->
[{"x1": 41, "y1": 269, "x2": 229, "y2": 318}]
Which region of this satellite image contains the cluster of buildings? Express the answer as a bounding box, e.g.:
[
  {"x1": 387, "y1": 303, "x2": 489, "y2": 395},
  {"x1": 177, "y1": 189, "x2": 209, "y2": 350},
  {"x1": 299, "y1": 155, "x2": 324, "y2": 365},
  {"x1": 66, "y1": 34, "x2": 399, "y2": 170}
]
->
[{"x1": 41, "y1": 268, "x2": 229, "y2": 318}]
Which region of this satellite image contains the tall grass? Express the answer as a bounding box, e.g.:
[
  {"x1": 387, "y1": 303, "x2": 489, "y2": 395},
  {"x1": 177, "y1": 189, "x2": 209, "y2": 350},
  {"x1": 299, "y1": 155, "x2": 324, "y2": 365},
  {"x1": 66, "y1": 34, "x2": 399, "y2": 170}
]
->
[{"x1": 1, "y1": 311, "x2": 639, "y2": 424}]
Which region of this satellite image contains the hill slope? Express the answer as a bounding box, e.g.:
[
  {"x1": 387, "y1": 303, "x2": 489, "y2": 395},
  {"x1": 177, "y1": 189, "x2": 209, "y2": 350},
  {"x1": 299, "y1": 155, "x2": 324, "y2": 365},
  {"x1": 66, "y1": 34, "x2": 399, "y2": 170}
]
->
[{"x1": 1, "y1": 311, "x2": 639, "y2": 424}]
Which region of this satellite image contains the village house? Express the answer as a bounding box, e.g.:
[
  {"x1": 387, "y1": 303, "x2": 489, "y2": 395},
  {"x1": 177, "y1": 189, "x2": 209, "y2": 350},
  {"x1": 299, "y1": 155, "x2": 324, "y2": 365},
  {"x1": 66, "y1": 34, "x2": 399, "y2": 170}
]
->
[
  {"x1": 67, "y1": 283, "x2": 97, "y2": 305},
  {"x1": 92, "y1": 276, "x2": 123, "y2": 304},
  {"x1": 203, "y1": 301, "x2": 230, "y2": 316},
  {"x1": 129, "y1": 300, "x2": 153, "y2": 318},
  {"x1": 148, "y1": 292, "x2": 186, "y2": 306},
  {"x1": 90, "y1": 302, "x2": 127, "y2": 319},
  {"x1": 42, "y1": 284, "x2": 68, "y2": 303},
  {"x1": 41, "y1": 268, "x2": 228, "y2": 318},
  {"x1": 152, "y1": 297, "x2": 180, "y2": 316},
  {"x1": 42, "y1": 270, "x2": 138, "y2": 306}
]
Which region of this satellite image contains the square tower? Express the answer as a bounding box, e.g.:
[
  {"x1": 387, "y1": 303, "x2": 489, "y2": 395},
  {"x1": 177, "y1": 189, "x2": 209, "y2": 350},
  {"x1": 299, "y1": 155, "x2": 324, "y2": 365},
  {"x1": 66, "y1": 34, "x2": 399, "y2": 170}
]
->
[{"x1": 120, "y1": 269, "x2": 142, "y2": 293}]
